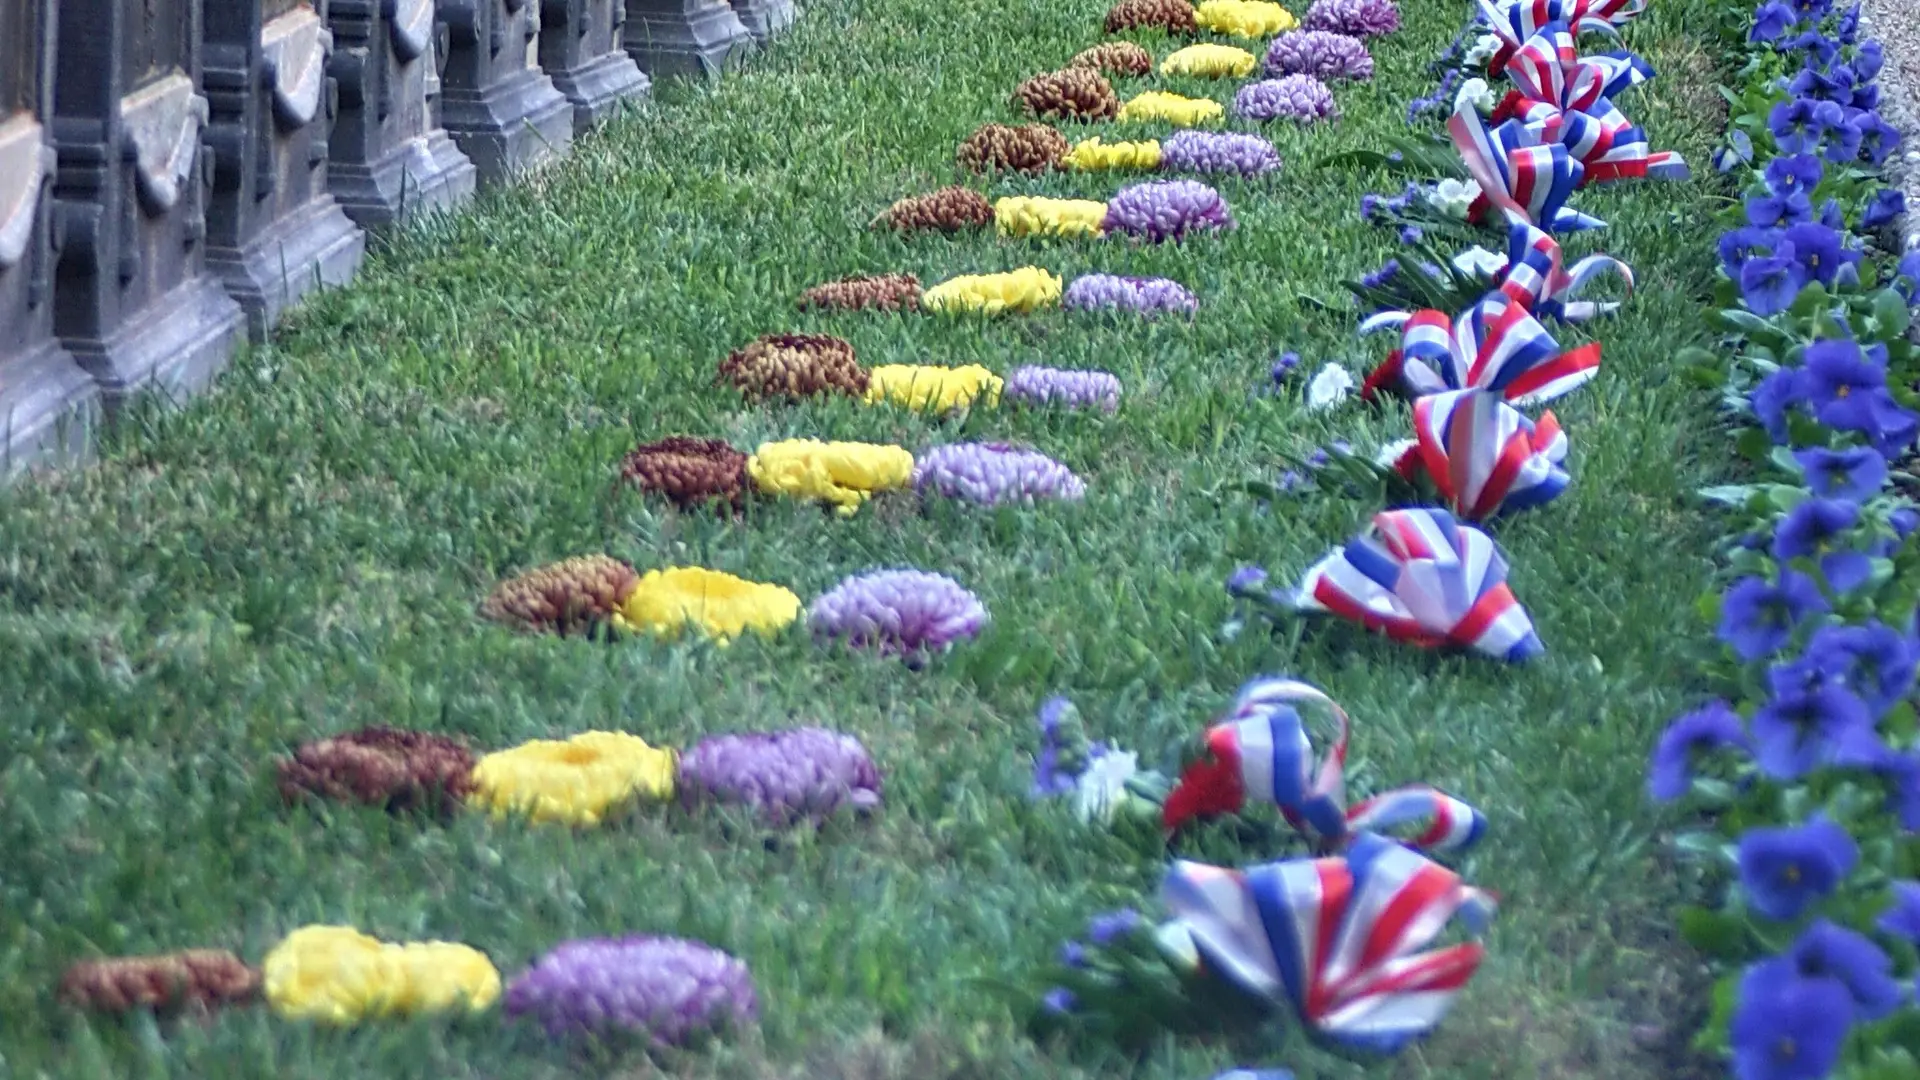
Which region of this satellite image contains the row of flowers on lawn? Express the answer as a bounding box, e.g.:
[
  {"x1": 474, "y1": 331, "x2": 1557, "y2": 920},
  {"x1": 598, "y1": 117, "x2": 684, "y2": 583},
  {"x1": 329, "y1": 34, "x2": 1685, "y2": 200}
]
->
[{"x1": 1644, "y1": 0, "x2": 1920, "y2": 1077}]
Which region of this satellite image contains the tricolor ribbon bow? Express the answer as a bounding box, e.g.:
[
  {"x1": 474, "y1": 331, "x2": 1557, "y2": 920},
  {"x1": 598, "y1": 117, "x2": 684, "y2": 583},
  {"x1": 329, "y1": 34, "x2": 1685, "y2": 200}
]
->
[
  {"x1": 1479, "y1": 0, "x2": 1644, "y2": 73},
  {"x1": 1357, "y1": 290, "x2": 1601, "y2": 406},
  {"x1": 1449, "y1": 104, "x2": 1605, "y2": 233},
  {"x1": 1160, "y1": 832, "x2": 1498, "y2": 1055},
  {"x1": 1494, "y1": 212, "x2": 1634, "y2": 323},
  {"x1": 1495, "y1": 26, "x2": 1686, "y2": 184},
  {"x1": 1289, "y1": 508, "x2": 1545, "y2": 662},
  {"x1": 1390, "y1": 388, "x2": 1570, "y2": 520},
  {"x1": 1162, "y1": 677, "x2": 1489, "y2": 857}
]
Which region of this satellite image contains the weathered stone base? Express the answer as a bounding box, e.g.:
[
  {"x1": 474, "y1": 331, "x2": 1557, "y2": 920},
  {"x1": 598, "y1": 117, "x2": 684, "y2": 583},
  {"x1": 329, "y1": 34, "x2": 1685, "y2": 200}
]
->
[
  {"x1": 329, "y1": 129, "x2": 478, "y2": 230},
  {"x1": 728, "y1": 0, "x2": 794, "y2": 42},
  {"x1": 439, "y1": 68, "x2": 576, "y2": 181},
  {"x1": 65, "y1": 276, "x2": 244, "y2": 407},
  {"x1": 623, "y1": 0, "x2": 753, "y2": 79},
  {"x1": 208, "y1": 196, "x2": 367, "y2": 340},
  {"x1": 0, "y1": 339, "x2": 98, "y2": 475},
  {"x1": 548, "y1": 47, "x2": 652, "y2": 133}
]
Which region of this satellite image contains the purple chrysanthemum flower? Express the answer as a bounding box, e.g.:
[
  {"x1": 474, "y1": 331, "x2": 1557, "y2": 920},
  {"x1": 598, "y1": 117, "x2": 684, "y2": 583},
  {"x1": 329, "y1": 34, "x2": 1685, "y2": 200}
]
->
[
  {"x1": 808, "y1": 569, "x2": 988, "y2": 654},
  {"x1": 1159, "y1": 131, "x2": 1283, "y2": 178},
  {"x1": 677, "y1": 727, "x2": 883, "y2": 825},
  {"x1": 1302, "y1": 0, "x2": 1401, "y2": 37},
  {"x1": 1101, "y1": 180, "x2": 1236, "y2": 243},
  {"x1": 1263, "y1": 30, "x2": 1374, "y2": 80},
  {"x1": 504, "y1": 936, "x2": 758, "y2": 1044},
  {"x1": 914, "y1": 443, "x2": 1087, "y2": 506},
  {"x1": 1234, "y1": 75, "x2": 1338, "y2": 123},
  {"x1": 1063, "y1": 273, "x2": 1200, "y2": 316},
  {"x1": 1004, "y1": 366, "x2": 1122, "y2": 413}
]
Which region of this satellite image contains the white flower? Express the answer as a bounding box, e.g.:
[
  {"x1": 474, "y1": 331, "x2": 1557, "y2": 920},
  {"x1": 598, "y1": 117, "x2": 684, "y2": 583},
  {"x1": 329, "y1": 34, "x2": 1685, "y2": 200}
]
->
[
  {"x1": 1306, "y1": 363, "x2": 1355, "y2": 410},
  {"x1": 1463, "y1": 32, "x2": 1503, "y2": 65},
  {"x1": 1153, "y1": 921, "x2": 1201, "y2": 972},
  {"x1": 1072, "y1": 749, "x2": 1139, "y2": 825},
  {"x1": 1451, "y1": 245, "x2": 1509, "y2": 279},
  {"x1": 1455, "y1": 77, "x2": 1496, "y2": 116},
  {"x1": 1426, "y1": 178, "x2": 1483, "y2": 220},
  {"x1": 1375, "y1": 438, "x2": 1417, "y2": 467}
]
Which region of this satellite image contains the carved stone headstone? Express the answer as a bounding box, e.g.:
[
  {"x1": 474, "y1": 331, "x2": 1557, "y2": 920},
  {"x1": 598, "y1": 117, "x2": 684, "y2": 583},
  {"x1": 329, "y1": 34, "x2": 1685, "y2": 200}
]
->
[
  {"x1": 622, "y1": 0, "x2": 752, "y2": 79},
  {"x1": 0, "y1": 0, "x2": 99, "y2": 469},
  {"x1": 727, "y1": 0, "x2": 793, "y2": 43},
  {"x1": 437, "y1": 0, "x2": 573, "y2": 181},
  {"x1": 204, "y1": 0, "x2": 367, "y2": 339},
  {"x1": 49, "y1": 0, "x2": 245, "y2": 409},
  {"x1": 537, "y1": 0, "x2": 650, "y2": 133},
  {"x1": 324, "y1": 0, "x2": 476, "y2": 228}
]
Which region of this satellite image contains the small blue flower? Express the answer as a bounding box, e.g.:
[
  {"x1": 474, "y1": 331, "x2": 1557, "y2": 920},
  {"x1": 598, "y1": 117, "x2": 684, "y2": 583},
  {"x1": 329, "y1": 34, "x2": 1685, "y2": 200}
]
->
[
  {"x1": 1768, "y1": 98, "x2": 1821, "y2": 153},
  {"x1": 1057, "y1": 941, "x2": 1088, "y2": 968},
  {"x1": 1270, "y1": 351, "x2": 1300, "y2": 384},
  {"x1": 1774, "y1": 497, "x2": 1871, "y2": 593},
  {"x1": 1861, "y1": 189, "x2": 1905, "y2": 230},
  {"x1": 1398, "y1": 225, "x2": 1424, "y2": 245},
  {"x1": 1853, "y1": 111, "x2": 1903, "y2": 165},
  {"x1": 1719, "y1": 226, "x2": 1781, "y2": 276},
  {"x1": 1087, "y1": 908, "x2": 1141, "y2": 944},
  {"x1": 1781, "y1": 919, "x2": 1902, "y2": 1020},
  {"x1": 1780, "y1": 222, "x2": 1851, "y2": 285},
  {"x1": 1041, "y1": 986, "x2": 1076, "y2": 1015},
  {"x1": 1717, "y1": 571, "x2": 1829, "y2": 662},
  {"x1": 1748, "y1": 367, "x2": 1802, "y2": 443},
  {"x1": 1749, "y1": 0, "x2": 1799, "y2": 43},
  {"x1": 1227, "y1": 566, "x2": 1270, "y2": 595},
  {"x1": 1876, "y1": 881, "x2": 1920, "y2": 943},
  {"x1": 1854, "y1": 38, "x2": 1884, "y2": 81},
  {"x1": 1730, "y1": 965, "x2": 1851, "y2": 1080},
  {"x1": 1793, "y1": 446, "x2": 1887, "y2": 502},
  {"x1": 1737, "y1": 816, "x2": 1858, "y2": 920},
  {"x1": 1646, "y1": 700, "x2": 1748, "y2": 801},
  {"x1": 1739, "y1": 251, "x2": 1807, "y2": 315}
]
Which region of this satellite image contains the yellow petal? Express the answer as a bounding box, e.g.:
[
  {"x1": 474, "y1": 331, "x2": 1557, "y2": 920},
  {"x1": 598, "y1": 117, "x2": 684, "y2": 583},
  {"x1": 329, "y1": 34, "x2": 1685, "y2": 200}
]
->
[
  {"x1": 470, "y1": 730, "x2": 681, "y2": 826},
  {"x1": 1194, "y1": 0, "x2": 1297, "y2": 37},
  {"x1": 747, "y1": 439, "x2": 916, "y2": 512},
  {"x1": 1116, "y1": 91, "x2": 1225, "y2": 128},
  {"x1": 1159, "y1": 43, "x2": 1258, "y2": 78},
  {"x1": 922, "y1": 267, "x2": 1065, "y2": 315},
  {"x1": 865, "y1": 365, "x2": 1005, "y2": 413},
  {"x1": 1062, "y1": 137, "x2": 1164, "y2": 171},
  {"x1": 993, "y1": 196, "x2": 1110, "y2": 239}
]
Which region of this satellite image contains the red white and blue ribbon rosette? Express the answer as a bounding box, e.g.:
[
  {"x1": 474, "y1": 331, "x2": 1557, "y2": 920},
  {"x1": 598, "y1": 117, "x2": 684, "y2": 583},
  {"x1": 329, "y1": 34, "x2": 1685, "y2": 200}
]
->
[
  {"x1": 1478, "y1": 0, "x2": 1644, "y2": 73},
  {"x1": 1289, "y1": 508, "x2": 1546, "y2": 662},
  {"x1": 1160, "y1": 832, "x2": 1498, "y2": 1055},
  {"x1": 1494, "y1": 25, "x2": 1686, "y2": 184},
  {"x1": 1449, "y1": 105, "x2": 1605, "y2": 233},
  {"x1": 1357, "y1": 290, "x2": 1601, "y2": 406},
  {"x1": 1493, "y1": 212, "x2": 1634, "y2": 323},
  {"x1": 1389, "y1": 388, "x2": 1571, "y2": 520},
  {"x1": 1161, "y1": 677, "x2": 1489, "y2": 856}
]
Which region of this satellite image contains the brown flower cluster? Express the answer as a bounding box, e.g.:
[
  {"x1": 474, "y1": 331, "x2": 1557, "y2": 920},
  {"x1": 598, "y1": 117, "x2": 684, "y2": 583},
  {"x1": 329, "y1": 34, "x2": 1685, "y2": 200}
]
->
[
  {"x1": 620, "y1": 436, "x2": 750, "y2": 510},
  {"x1": 1014, "y1": 68, "x2": 1121, "y2": 122},
  {"x1": 717, "y1": 333, "x2": 869, "y2": 401},
  {"x1": 480, "y1": 554, "x2": 639, "y2": 637},
  {"x1": 871, "y1": 187, "x2": 995, "y2": 233},
  {"x1": 956, "y1": 123, "x2": 1071, "y2": 175},
  {"x1": 277, "y1": 727, "x2": 479, "y2": 813},
  {"x1": 1070, "y1": 41, "x2": 1155, "y2": 77},
  {"x1": 797, "y1": 273, "x2": 923, "y2": 313},
  {"x1": 59, "y1": 950, "x2": 261, "y2": 1013},
  {"x1": 1102, "y1": 0, "x2": 1197, "y2": 34}
]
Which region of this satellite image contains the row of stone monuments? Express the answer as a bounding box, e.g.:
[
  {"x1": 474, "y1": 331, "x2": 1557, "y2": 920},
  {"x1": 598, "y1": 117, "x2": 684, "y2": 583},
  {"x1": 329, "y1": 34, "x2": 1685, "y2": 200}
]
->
[{"x1": 0, "y1": 0, "x2": 787, "y2": 473}]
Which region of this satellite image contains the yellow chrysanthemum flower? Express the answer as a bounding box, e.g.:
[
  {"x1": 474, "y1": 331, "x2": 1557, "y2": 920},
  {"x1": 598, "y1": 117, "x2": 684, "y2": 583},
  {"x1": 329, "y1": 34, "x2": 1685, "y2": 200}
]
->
[
  {"x1": 1062, "y1": 137, "x2": 1164, "y2": 171},
  {"x1": 1116, "y1": 91, "x2": 1225, "y2": 128},
  {"x1": 746, "y1": 439, "x2": 916, "y2": 515},
  {"x1": 469, "y1": 730, "x2": 679, "y2": 826},
  {"x1": 993, "y1": 196, "x2": 1109, "y2": 239},
  {"x1": 1159, "y1": 43, "x2": 1258, "y2": 78},
  {"x1": 616, "y1": 567, "x2": 803, "y2": 641},
  {"x1": 922, "y1": 267, "x2": 1065, "y2": 315},
  {"x1": 263, "y1": 926, "x2": 501, "y2": 1024},
  {"x1": 1193, "y1": 0, "x2": 1297, "y2": 37},
  {"x1": 865, "y1": 365, "x2": 1005, "y2": 414}
]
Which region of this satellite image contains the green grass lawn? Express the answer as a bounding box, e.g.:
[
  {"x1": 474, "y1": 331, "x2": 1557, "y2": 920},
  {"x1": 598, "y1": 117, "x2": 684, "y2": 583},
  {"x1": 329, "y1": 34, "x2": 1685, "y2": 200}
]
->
[{"x1": 0, "y1": 0, "x2": 1737, "y2": 1076}]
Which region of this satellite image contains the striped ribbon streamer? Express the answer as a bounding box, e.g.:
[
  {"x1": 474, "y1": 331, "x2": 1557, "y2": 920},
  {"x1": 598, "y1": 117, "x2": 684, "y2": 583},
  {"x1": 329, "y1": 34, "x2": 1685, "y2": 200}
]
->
[
  {"x1": 1448, "y1": 104, "x2": 1605, "y2": 233},
  {"x1": 1290, "y1": 508, "x2": 1546, "y2": 663},
  {"x1": 1396, "y1": 387, "x2": 1570, "y2": 520},
  {"x1": 1161, "y1": 833, "x2": 1498, "y2": 1055},
  {"x1": 1478, "y1": 0, "x2": 1645, "y2": 72},
  {"x1": 1357, "y1": 291, "x2": 1601, "y2": 406},
  {"x1": 1497, "y1": 211, "x2": 1635, "y2": 322}
]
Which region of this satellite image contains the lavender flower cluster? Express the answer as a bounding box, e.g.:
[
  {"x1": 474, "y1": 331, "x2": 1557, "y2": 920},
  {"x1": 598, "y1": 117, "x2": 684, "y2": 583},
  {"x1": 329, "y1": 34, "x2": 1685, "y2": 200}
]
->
[
  {"x1": 914, "y1": 443, "x2": 1087, "y2": 506},
  {"x1": 1100, "y1": 181, "x2": 1236, "y2": 243},
  {"x1": 1063, "y1": 273, "x2": 1200, "y2": 316},
  {"x1": 1003, "y1": 366, "x2": 1123, "y2": 413},
  {"x1": 1233, "y1": 75, "x2": 1338, "y2": 123},
  {"x1": 1407, "y1": 66, "x2": 1465, "y2": 123},
  {"x1": 807, "y1": 569, "x2": 988, "y2": 654},
  {"x1": 504, "y1": 936, "x2": 759, "y2": 1044},
  {"x1": 1302, "y1": 0, "x2": 1400, "y2": 37},
  {"x1": 1159, "y1": 131, "x2": 1283, "y2": 178},
  {"x1": 1263, "y1": 30, "x2": 1373, "y2": 81},
  {"x1": 677, "y1": 728, "x2": 883, "y2": 825}
]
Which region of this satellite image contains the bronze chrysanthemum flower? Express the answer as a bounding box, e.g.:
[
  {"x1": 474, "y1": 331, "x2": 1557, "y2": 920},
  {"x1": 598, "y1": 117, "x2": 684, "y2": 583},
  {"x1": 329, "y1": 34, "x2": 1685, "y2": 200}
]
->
[
  {"x1": 796, "y1": 273, "x2": 923, "y2": 313},
  {"x1": 276, "y1": 726, "x2": 479, "y2": 813},
  {"x1": 1070, "y1": 42, "x2": 1155, "y2": 77},
  {"x1": 872, "y1": 187, "x2": 995, "y2": 233},
  {"x1": 480, "y1": 555, "x2": 640, "y2": 638},
  {"x1": 59, "y1": 950, "x2": 261, "y2": 1014},
  {"x1": 619, "y1": 436, "x2": 751, "y2": 510},
  {"x1": 716, "y1": 333, "x2": 870, "y2": 401},
  {"x1": 1102, "y1": 0, "x2": 1198, "y2": 34},
  {"x1": 956, "y1": 123, "x2": 1071, "y2": 175},
  {"x1": 1014, "y1": 68, "x2": 1121, "y2": 122}
]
